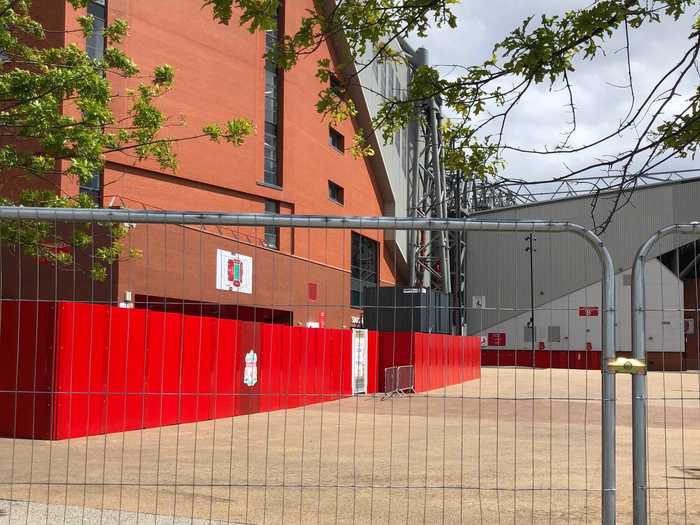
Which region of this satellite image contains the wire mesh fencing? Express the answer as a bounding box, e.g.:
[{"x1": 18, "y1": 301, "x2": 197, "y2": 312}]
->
[
  {"x1": 631, "y1": 224, "x2": 700, "y2": 524},
  {"x1": 0, "y1": 208, "x2": 616, "y2": 524}
]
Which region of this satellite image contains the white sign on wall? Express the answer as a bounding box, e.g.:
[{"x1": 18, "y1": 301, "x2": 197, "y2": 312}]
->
[
  {"x1": 352, "y1": 329, "x2": 369, "y2": 394},
  {"x1": 216, "y1": 249, "x2": 253, "y2": 294}
]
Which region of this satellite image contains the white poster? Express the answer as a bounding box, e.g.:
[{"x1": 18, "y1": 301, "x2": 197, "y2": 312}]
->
[
  {"x1": 216, "y1": 249, "x2": 253, "y2": 294},
  {"x1": 351, "y1": 329, "x2": 369, "y2": 394},
  {"x1": 243, "y1": 350, "x2": 258, "y2": 387}
]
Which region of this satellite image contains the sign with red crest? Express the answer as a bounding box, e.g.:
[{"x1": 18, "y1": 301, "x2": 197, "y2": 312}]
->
[
  {"x1": 578, "y1": 306, "x2": 599, "y2": 317},
  {"x1": 216, "y1": 249, "x2": 252, "y2": 294}
]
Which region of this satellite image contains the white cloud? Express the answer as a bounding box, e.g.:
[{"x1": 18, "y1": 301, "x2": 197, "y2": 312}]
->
[{"x1": 409, "y1": 1, "x2": 700, "y2": 185}]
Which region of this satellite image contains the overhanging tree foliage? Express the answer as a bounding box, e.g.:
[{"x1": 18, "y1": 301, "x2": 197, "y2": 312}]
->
[
  {"x1": 0, "y1": 0, "x2": 253, "y2": 276},
  {"x1": 222, "y1": 0, "x2": 699, "y2": 231},
  {"x1": 5, "y1": 0, "x2": 700, "y2": 277}
]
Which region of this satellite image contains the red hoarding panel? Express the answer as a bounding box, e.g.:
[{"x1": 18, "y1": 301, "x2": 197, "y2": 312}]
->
[
  {"x1": 237, "y1": 321, "x2": 261, "y2": 416},
  {"x1": 308, "y1": 329, "x2": 321, "y2": 399},
  {"x1": 54, "y1": 302, "x2": 109, "y2": 439},
  {"x1": 366, "y1": 330, "x2": 378, "y2": 395},
  {"x1": 213, "y1": 318, "x2": 238, "y2": 418},
  {"x1": 143, "y1": 310, "x2": 165, "y2": 428},
  {"x1": 487, "y1": 333, "x2": 506, "y2": 346},
  {"x1": 0, "y1": 300, "x2": 58, "y2": 439},
  {"x1": 377, "y1": 331, "x2": 412, "y2": 392},
  {"x1": 481, "y1": 349, "x2": 601, "y2": 370},
  {"x1": 0, "y1": 299, "x2": 475, "y2": 440},
  {"x1": 105, "y1": 307, "x2": 147, "y2": 434},
  {"x1": 406, "y1": 333, "x2": 481, "y2": 393},
  {"x1": 258, "y1": 322, "x2": 278, "y2": 413}
]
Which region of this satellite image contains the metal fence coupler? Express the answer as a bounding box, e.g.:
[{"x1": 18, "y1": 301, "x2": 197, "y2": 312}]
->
[{"x1": 607, "y1": 357, "x2": 647, "y2": 375}]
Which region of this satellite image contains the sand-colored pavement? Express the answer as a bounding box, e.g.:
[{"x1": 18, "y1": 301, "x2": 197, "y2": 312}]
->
[{"x1": 1, "y1": 368, "x2": 699, "y2": 524}]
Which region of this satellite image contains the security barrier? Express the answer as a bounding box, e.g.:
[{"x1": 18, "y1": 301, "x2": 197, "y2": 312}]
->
[
  {"x1": 630, "y1": 223, "x2": 700, "y2": 524},
  {"x1": 0, "y1": 208, "x2": 617, "y2": 524}
]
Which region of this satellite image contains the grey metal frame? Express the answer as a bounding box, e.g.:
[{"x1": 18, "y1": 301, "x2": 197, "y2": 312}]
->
[
  {"x1": 0, "y1": 206, "x2": 618, "y2": 524},
  {"x1": 396, "y1": 365, "x2": 416, "y2": 395},
  {"x1": 630, "y1": 222, "x2": 700, "y2": 525}
]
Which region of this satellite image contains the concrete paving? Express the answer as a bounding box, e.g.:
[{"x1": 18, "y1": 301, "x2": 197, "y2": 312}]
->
[{"x1": 0, "y1": 499, "x2": 246, "y2": 525}]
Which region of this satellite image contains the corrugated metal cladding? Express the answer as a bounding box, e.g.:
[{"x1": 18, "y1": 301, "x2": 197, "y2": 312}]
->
[{"x1": 466, "y1": 177, "x2": 700, "y2": 333}]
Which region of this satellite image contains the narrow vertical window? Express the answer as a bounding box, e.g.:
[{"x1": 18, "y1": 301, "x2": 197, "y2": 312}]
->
[
  {"x1": 86, "y1": 0, "x2": 106, "y2": 60},
  {"x1": 264, "y1": 199, "x2": 279, "y2": 250},
  {"x1": 329, "y1": 127, "x2": 344, "y2": 152},
  {"x1": 263, "y1": 10, "x2": 282, "y2": 186},
  {"x1": 81, "y1": 0, "x2": 106, "y2": 203},
  {"x1": 79, "y1": 175, "x2": 102, "y2": 203},
  {"x1": 328, "y1": 180, "x2": 344, "y2": 205}
]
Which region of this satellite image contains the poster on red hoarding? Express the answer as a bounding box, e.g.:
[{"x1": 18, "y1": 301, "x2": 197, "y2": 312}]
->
[
  {"x1": 487, "y1": 332, "x2": 506, "y2": 346},
  {"x1": 578, "y1": 306, "x2": 599, "y2": 317}
]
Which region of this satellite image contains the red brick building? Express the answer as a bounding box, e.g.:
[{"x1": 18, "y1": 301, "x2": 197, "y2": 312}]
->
[{"x1": 5, "y1": 0, "x2": 413, "y2": 328}]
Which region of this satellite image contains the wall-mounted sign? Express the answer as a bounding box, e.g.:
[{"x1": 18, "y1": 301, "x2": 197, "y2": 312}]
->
[
  {"x1": 472, "y1": 296, "x2": 486, "y2": 309},
  {"x1": 487, "y1": 332, "x2": 506, "y2": 346},
  {"x1": 243, "y1": 350, "x2": 258, "y2": 387},
  {"x1": 578, "y1": 306, "x2": 599, "y2": 317},
  {"x1": 685, "y1": 318, "x2": 695, "y2": 335},
  {"x1": 216, "y1": 249, "x2": 252, "y2": 294},
  {"x1": 352, "y1": 329, "x2": 368, "y2": 394}
]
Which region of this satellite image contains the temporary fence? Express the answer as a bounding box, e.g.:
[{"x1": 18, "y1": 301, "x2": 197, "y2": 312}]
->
[
  {"x1": 0, "y1": 207, "x2": 617, "y2": 524},
  {"x1": 382, "y1": 366, "x2": 416, "y2": 399},
  {"x1": 630, "y1": 223, "x2": 700, "y2": 524}
]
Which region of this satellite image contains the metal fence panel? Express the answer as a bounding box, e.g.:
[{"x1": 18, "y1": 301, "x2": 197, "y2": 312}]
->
[
  {"x1": 0, "y1": 208, "x2": 616, "y2": 524},
  {"x1": 631, "y1": 223, "x2": 700, "y2": 524}
]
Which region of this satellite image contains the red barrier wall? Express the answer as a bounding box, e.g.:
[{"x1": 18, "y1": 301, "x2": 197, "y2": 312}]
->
[
  {"x1": 378, "y1": 332, "x2": 481, "y2": 393},
  {"x1": 0, "y1": 301, "x2": 379, "y2": 440},
  {"x1": 480, "y1": 349, "x2": 602, "y2": 370},
  {"x1": 1, "y1": 300, "x2": 480, "y2": 439},
  {"x1": 0, "y1": 300, "x2": 58, "y2": 439}
]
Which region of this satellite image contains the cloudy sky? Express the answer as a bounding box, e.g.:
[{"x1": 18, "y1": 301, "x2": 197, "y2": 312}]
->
[{"x1": 409, "y1": 1, "x2": 700, "y2": 192}]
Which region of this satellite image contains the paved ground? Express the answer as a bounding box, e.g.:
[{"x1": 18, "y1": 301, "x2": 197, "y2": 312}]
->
[{"x1": 1, "y1": 368, "x2": 699, "y2": 524}]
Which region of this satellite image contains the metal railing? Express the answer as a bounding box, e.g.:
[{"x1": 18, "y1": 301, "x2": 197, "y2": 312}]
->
[
  {"x1": 0, "y1": 207, "x2": 618, "y2": 524},
  {"x1": 630, "y1": 222, "x2": 700, "y2": 524}
]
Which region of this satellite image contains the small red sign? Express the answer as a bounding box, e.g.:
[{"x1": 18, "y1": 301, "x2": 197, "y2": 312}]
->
[
  {"x1": 308, "y1": 282, "x2": 317, "y2": 301},
  {"x1": 319, "y1": 311, "x2": 326, "y2": 328},
  {"x1": 579, "y1": 306, "x2": 599, "y2": 317},
  {"x1": 487, "y1": 332, "x2": 506, "y2": 346},
  {"x1": 538, "y1": 341, "x2": 545, "y2": 351}
]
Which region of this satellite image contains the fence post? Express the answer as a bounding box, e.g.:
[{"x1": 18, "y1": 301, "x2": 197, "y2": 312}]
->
[
  {"x1": 631, "y1": 222, "x2": 700, "y2": 525},
  {"x1": 587, "y1": 227, "x2": 617, "y2": 525}
]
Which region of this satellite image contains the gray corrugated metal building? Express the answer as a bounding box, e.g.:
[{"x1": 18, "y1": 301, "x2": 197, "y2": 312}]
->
[{"x1": 466, "y1": 176, "x2": 700, "y2": 369}]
